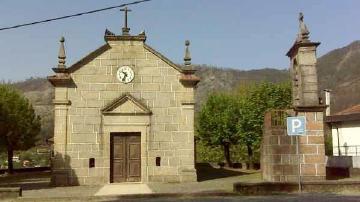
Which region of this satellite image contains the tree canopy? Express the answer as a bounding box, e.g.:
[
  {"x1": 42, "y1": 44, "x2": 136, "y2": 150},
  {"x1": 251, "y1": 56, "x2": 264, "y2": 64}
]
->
[
  {"x1": 0, "y1": 84, "x2": 41, "y2": 173},
  {"x1": 236, "y1": 82, "x2": 292, "y2": 168},
  {"x1": 196, "y1": 81, "x2": 292, "y2": 167},
  {"x1": 196, "y1": 92, "x2": 241, "y2": 166}
]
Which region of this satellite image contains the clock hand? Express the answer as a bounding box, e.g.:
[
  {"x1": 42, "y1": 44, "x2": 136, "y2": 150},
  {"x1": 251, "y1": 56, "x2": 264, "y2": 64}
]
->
[{"x1": 122, "y1": 71, "x2": 128, "y2": 81}]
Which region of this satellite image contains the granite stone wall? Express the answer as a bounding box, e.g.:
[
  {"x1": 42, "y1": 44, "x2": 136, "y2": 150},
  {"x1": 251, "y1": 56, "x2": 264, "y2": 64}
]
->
[
  {"x1": 51, "y1": 39, "x2": 197, "y2": 185},
  {"x1": 261, "y1": 110, "x2": 326, "y2": 182}
]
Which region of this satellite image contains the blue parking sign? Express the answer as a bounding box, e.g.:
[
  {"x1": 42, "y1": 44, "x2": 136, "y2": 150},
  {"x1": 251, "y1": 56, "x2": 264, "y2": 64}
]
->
[{"x1": 287, "y1": 116, "x2": 306, "y2": 136}]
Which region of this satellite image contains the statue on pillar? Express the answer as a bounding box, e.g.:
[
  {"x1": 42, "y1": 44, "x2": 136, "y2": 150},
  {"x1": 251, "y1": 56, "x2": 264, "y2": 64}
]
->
[{"x1": 287, "y1": 12, "x2": 322, "y2": 109}]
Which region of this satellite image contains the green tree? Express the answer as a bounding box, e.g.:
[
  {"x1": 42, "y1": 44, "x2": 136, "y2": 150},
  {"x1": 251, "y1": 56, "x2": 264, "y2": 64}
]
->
[
  {"x1": 196, "y1": 92, "x2": 240, "y2": 166},
  {"x1": 0, "y1": 84, "x2": 41, "y2": 173},
  {"x1": 237, "y1": 82, "x2": 291, "y2": 168}
]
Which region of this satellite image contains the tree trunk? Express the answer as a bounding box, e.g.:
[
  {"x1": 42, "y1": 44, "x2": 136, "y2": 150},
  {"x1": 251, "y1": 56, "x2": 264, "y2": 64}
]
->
[
  {"x1": 7, "y1": 147, "x2": 14, "y2": 174},
  {"x1": 247, "y1": 144, "x2": 254, "y2": 170},
  {"x1": 223, "y1": 143, "x2": 232, "y2": 167}
]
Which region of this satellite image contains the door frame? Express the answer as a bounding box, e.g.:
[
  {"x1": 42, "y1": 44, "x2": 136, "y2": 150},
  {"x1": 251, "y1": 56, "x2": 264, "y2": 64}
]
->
[
  {"x1": 102, "y1": 120, "x2": 150, "y2": 183},
  {"x1": 110, "y1": 132, "x2": 141, "y2": 183}
]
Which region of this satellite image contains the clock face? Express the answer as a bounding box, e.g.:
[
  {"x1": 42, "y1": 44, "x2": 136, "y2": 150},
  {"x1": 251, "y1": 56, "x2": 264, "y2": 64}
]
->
[{"x1": 116, "y1": 66, "x2": 134, "y2": 83}]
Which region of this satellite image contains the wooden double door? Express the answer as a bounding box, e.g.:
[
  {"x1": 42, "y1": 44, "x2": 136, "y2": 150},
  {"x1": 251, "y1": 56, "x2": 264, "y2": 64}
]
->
[{"x1": 110, "y1": 132, "x2": 141, "y2": 183}]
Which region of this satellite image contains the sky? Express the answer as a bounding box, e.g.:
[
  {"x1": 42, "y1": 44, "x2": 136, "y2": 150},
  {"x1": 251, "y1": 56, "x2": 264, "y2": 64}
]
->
[{"x1": 0, "y1": 0, "x2": 359, "y2": 81}]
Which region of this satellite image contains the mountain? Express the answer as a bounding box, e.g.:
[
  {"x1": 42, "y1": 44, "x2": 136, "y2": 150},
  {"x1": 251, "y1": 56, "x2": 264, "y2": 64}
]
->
[
  {"x1": 317, "y1": 41, "x2": 360, "y2": 113},
  {"x1": 194, "y1": 65, "x2": 289, "y2": 111},
  {"x1": 13, "y1": 78, "x2": 54, "y2": 144}
]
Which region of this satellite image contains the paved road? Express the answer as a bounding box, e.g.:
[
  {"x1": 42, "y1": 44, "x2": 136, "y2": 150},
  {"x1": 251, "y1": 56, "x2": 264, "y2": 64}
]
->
[
  {"x1": 17, "y1": 193, "x2": 359, "y2": 202},
  {"x1": 5, "y1": 170, "x2": 360, "y2": 202},
  {"x1": 97, "y1": 194, "x2": 359, "y2": 202}
]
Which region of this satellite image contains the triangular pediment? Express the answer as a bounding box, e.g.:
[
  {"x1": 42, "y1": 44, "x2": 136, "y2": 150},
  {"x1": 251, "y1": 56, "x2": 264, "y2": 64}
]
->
[
  {"x1": 66, "y1": 42, "x2": 184, "y2": 74},
  {"x1": 101, "y1": 93, "x2": 151, "y2": 115}
]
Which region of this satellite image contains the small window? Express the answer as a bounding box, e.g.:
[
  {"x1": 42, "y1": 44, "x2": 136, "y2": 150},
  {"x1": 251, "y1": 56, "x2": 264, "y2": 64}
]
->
[
  {"x1": 156, "y1": 157, "x2": 161, "y2": 166},
  {"x1": 89, "y1": 158, "x2": 95, "y2": 168}
]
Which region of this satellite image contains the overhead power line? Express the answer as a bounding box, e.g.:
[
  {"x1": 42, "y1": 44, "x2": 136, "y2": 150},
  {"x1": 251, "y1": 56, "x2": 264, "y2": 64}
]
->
[{"x1": 0, "y1": 0, "x2": 151, "y2": 31}]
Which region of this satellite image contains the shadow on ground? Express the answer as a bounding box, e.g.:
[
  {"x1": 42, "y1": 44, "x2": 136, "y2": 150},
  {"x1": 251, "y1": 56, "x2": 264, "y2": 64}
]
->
[
  {"x1": 196, "y1": 163, "x2": 251, "y2": 182},
  {"x1": 0, "y1": 153, "x2": 81, "y2": 191},
  {"x1": 0, "y1": 170, "x2": 52, "y2": 191}
]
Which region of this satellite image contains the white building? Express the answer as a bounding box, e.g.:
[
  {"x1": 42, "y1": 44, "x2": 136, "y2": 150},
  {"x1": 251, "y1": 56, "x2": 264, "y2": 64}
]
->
[{"x1": 325, "y1": 104, "x2": 360, "y2": 156}]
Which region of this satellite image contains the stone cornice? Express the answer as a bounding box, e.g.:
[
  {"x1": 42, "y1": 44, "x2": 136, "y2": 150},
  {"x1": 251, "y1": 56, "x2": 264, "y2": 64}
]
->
[
  {"x1": 179, "y1": 74, "x2": 200, "y2": 87},
  {"x1": 103, "y1": 123, "x2": 150, "y2": 126},
  {"x1": 181, "y1": 100, "x2": 195, "y2": 105},
  {"x1": 52, "y1": 68, "x2": 69, "y2": 74},
  {"x1": 102, "y1": 112, "x2": 152, "y2": 116},
  {"x1": 293, "y1": 105, "x2": 326, "y2": 112},
  {"x1": 286, "y1": 41, "x2": 321, "y2": 58},
  {"x1": 53, "y1": 99, "x2": 71, "y2": 105},
  {"x1": 47, "y1": 75, "x2": 74, "y2": 87},
  {"x1": 104, "y1": 35, "x2": 146, "y2": 42}
]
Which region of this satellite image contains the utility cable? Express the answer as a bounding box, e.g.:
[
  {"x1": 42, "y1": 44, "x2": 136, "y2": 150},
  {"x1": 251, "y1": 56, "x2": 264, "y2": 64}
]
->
[{"x1": 0, "y1": 0, "x2": 151, "y2": 31}]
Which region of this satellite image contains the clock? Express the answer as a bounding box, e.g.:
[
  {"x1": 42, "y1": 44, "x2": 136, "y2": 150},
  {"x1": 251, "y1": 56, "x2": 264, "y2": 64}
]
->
[{"x1": 116, "y1": 66, "x2": 134, "y2": 83}]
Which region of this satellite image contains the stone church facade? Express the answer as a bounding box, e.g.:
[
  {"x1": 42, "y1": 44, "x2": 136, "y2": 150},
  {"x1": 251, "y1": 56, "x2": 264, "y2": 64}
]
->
[{"x1": 48, "y1": 12, "x2": 199, "y2": 185}]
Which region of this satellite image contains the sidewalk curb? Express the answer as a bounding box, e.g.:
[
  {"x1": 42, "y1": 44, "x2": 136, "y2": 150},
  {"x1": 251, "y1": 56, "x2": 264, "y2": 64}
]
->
[
  {"x1": 234, "y1": 181, "x2": 360, "y2": 195},
  {"x1": 17, "y1": 191, "x2": 240, "y2": 201}
]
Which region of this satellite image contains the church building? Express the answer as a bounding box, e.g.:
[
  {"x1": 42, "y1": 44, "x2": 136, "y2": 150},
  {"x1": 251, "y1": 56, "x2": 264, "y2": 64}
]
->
[{"x1": 48, "y1": 8, "x2": 199, "y2": 185}]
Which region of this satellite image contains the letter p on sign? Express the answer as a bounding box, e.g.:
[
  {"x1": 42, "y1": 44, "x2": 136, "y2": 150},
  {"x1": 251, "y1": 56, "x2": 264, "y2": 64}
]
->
[{"x1": 287, "y1": 116, "x2": 306, "y2": 136}]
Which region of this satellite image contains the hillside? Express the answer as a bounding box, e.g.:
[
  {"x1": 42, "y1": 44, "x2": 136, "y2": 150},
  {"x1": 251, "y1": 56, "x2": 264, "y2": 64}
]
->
[
  {"x1": 317, "y1": 40, "x2": 360, "y2": 113},
  {"x1": 194, "y1": 65, "x2": 289, "y2": 111},
  {"x1": 13, "y1": 78, "x2": 54, "y2": 144}
]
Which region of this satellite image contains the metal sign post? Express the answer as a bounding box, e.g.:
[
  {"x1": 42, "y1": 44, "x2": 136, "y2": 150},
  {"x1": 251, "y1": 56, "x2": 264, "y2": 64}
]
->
[
  {"x1": 287, "y1": 116, "x2": 306, "y2": 193},
  {"x1": 296, "y1": 135, "x2": 301, "y2": 193}
]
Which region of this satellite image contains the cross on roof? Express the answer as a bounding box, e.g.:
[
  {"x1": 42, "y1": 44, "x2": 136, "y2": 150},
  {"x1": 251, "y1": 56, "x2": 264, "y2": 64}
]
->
[{"x1": 120, "y1": 7, "x2": 132, "y2": 35}]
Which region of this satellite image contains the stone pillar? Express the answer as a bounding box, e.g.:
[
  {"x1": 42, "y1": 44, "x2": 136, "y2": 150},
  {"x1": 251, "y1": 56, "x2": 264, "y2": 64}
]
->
[
  {"x1": 261, "y1": 13, "x2": 326, "y2": 182},
  {"x1": 289, "y1": 44, "x2": 320, "y2": 107},
  {"x1": 179, "y1": 102, "x2": 197, "y2": 182},
  {"x1": 51, "y1": 87, "x2": 71, "y2": 185},
  {"x1": 178, "y1": 40, "x2": 199, "y2": 182},
  {"x1": 48, "y1": 37, "x2": 74, "y2": 185},
  {"x1": 287, "y1": 13, "x2": 326, "y2": 181},
  {"x1": 287, "y1": 13, "x2": 320, "y2": 107}
]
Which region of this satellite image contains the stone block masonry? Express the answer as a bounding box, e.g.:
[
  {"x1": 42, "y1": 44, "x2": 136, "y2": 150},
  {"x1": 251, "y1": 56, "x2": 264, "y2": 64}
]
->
[
  {"x1": 261, "y1": 110, "x2": 326, "y2": 182},
  {"x1": 263, "y1": 13, "x2": 327, "y2": 183},
  {"x1": 48, "y1": 32, "x2": 199, "y2": 185}
]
